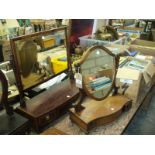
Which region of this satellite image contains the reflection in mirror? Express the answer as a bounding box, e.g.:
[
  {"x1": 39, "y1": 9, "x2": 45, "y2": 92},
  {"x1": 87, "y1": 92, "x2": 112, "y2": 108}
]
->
[
  {"x1": 14, "y1": 30, "x2": 68, "y2": 90},
  {"x1": 81, "y1": 47, "x2": 115, "y2": 100}
]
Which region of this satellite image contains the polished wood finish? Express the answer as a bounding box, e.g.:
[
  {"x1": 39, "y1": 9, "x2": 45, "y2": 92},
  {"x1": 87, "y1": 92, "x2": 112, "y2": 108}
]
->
[
  {"x1": 73, "y1": 45, "x2": 123, "y2": 112},
  {"x1": 69, "y1": 95, "x2": 132, "y2": 133},
  {"x1": 10, "y1": 26, "x2": 70, "y2": 107},
  {"x1": 70, "y1": 46, "x2": 131, "y2": 132},
  {"x1": 41, "y1": 128, "x2": 67, "y2": 135},
  {"x1": 16, "y1": 79, "x2": 79, "y2": 132},
  {"x1": 10, "y1": 26, "x2": 79, "y2": 132}
]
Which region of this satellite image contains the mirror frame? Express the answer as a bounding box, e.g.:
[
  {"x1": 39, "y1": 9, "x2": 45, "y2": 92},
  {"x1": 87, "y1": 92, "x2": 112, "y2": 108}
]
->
[
  {"x1": 0, "y1": 69, "x2": 13, "y2": 115},
  {"x1": 10, "y1": 26, "x2": 71, "y2": 107},
  {"x1": 0, "y1": 70, "x2": 8, "y2": 107},
  {"x1": 79, "y1": 45, "x2": 117, "y2": 101}
]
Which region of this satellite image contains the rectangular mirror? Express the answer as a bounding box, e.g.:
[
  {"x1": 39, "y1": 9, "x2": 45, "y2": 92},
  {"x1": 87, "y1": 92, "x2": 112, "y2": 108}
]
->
[{"x1": 11, "y1": 27, "x2": 69, "y2": 91}]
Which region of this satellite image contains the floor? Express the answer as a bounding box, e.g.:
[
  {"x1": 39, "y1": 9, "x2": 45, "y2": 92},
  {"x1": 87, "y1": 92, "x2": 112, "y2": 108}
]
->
[{"x1": 123, "y1": 89, "x2": 155, "y2": 135}]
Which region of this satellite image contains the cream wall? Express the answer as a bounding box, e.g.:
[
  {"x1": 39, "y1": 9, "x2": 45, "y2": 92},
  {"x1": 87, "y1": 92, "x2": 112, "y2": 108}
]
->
[
  {"x1": 0, "y1": 19, "x2": 19, "y2": 36},
  {"x1": 0, "y1": 19, "x2": 19, "y2": 29}
]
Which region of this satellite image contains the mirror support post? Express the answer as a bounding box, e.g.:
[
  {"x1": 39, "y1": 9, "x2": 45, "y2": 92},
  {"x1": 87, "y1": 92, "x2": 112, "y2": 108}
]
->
[
  {"x1": 74, "y1": 89, "x2": 86, "y2": 112},
  {"x1": 112, "y1": 54, "x2": 120, "y2": 96},
  {"x1": 65, "y1": 26, "x2": 74, "y2": 80},
  {"x1": 112, "y1": 52, "x2": 129, "y2": 96},
  {"x1": 68, "y1": 69, "x2": 75, "y2": 80},
  {"x1": 20, "y1": 95, "x2": 26, "y2": 108},
  {"x1": 73, "y1": 63, "x2": 85, "y2": 112}
]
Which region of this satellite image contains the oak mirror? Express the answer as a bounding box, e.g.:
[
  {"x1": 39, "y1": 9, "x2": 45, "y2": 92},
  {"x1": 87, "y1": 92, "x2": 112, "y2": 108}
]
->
[
  {"x1": 11, "y1": 27, "x2": 68, "y2": 91},
  {"x1": 79, "y1": 45, "x2": 116, "y2": 100}
]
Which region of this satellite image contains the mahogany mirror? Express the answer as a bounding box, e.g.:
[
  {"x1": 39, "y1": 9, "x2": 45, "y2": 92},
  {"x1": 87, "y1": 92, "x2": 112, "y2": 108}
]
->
[
  {"x1": 78, "y1": 45, "x2": 116, "y2": 100},
  {"x1": 70, "y1": 46, "x2": 132, "y2": 133},
  {"x1": 10, "y1": 26, "x2": 69, "y2": 106}
]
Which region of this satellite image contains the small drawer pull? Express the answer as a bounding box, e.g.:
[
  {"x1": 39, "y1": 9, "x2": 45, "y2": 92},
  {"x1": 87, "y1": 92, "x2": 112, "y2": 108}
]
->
[{"x1": 45, "y1": 115, "x2": 50, "y2": 121}]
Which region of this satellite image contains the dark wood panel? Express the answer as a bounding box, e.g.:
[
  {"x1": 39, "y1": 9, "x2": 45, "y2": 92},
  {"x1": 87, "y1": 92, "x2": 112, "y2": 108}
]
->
[{"x1": 15, "y1": 79, "x2": 79, "y2": 132}]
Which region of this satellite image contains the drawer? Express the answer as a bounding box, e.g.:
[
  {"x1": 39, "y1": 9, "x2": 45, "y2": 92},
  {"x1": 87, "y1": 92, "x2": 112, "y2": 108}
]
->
[{"x1": 38, "y1": 110, "x2": 57, "y2": 127}]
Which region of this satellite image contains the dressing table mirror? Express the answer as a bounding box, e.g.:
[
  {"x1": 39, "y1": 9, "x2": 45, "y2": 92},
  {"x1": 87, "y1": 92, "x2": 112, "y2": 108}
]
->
[
  {"x1": 69, "y1": 45, "x2": 132, "y2": 133},
  {"x1": 0, "y1": 70, "x2": 30, "y2": 135},
  {"x1": 10, "y1": 26, "x2": 79, "y2": 132},
  {"x1": 10, "y1": 26, "x2": 69, "y2": 105},
  {"x1": 80, "y1": 46, "x2": 116, "y2": 100}
]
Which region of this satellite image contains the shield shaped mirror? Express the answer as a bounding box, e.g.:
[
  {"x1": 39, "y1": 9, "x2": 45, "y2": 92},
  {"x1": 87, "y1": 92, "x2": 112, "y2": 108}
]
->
[{"x1": 79, "y1": 46, "x2": 116, "y2": 100}]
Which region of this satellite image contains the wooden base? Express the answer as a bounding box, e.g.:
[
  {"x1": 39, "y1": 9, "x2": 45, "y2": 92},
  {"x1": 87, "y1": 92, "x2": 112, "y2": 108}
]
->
[
  {"x1": 15, "y1": 79, "x2": 79, "y2": 132},
  {"x1": 69, "y1": 95, "x2": 132, "y2": 133},
  {"x1": 41, "y1": 128, "x2": 67, "y2": 135},
  {"x1": 0, "y1": 112, "x2": 30, "y2": 135}
]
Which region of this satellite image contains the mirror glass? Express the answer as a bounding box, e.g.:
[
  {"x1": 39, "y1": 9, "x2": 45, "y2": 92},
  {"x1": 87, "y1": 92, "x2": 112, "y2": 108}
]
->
[
  {"x1": 14, "y1": 29, "x2": 68, "y2": 90},
  {"x1": 80, "y1": 46, "x2": 115, "y2": 100}
]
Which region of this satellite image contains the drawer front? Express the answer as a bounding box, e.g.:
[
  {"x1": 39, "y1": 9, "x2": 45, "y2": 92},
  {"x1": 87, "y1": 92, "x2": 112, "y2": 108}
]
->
[
  {"x1": 38, "y1": 110, "x2": 57, "y2": 127},
  {"x1": 35, "y1": 96, "x2": 78, "y2": 131}
]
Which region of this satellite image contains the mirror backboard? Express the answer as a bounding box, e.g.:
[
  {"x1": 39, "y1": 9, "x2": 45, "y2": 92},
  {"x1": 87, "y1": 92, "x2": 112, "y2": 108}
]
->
[
  {"x1": 11, "y1": 27, "x2": 68, "y2": 91},
  {"x1": 0, "y1": 79, "x2": 2, "y2": 103},
  {"x1": 80, "y1": 46, "x2": 116, "y2": 100}
]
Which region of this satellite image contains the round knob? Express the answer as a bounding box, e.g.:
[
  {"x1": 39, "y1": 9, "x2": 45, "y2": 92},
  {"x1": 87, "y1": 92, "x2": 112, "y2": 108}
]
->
[{"x1": 45, "y1": 115, "x2": 50, "y2": 120}]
